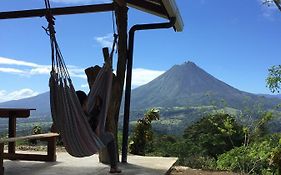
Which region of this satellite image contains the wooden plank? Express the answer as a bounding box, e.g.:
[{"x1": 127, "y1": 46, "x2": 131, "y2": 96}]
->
[
  {"x1": 8, "y1": 117, "x2": 16, "y2": 154},
  {"x1": 46, "y1": 136, "x2": 57, "y2": 162},
  {"x1": 0, "y1": 108, "x2": 35, "y2": 118},
  {"x1": 0, "y1": 3, "x2": 114, "y2": 20},
  {"x1": 0, "y1": 143, "x2": 4, "y2": 175},
  {"x1": 127, "y1": 0, "x2": 167, "y2": 18},
  {"x1": 102, "y1": 47, "x2": 110, "y2": 64},
  {"x1": 3, "y1": 153, "x2": 55, "y2": 162},
  {"x1": 0, "y1": 108, "x2": 35, "y2": 111},
  {"x1": 0, "y1": 133, "x2": 59, "y2": 143},
  {"x1": 115, "y1": 0, "x2": 126, "y2": 6},
  {"x1": 1, "y1": 133, "x2": 58, "y2": 163}
]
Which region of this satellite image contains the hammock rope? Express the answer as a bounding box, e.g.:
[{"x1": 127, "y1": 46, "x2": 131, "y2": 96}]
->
[{"x1": 44, "y1": 0, "x2": 117, "y2": 157}]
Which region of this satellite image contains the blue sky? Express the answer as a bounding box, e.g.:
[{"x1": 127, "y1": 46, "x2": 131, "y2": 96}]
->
[{"x1": 0, "y1": 0, "x2": 280, "y2": 102}]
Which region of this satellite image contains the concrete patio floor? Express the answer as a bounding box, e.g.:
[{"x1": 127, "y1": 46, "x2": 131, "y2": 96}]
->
[{"x1": 3, "y1": 151, "x2": 177, "y2": 175}]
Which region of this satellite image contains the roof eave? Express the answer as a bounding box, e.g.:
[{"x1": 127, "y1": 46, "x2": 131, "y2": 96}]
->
[
  {"x1": 127, "y1": 0, "x2": 184, "y2": 32},
  {"x1": 161, "y1": 0, "x2": 184, "y2": 32}
]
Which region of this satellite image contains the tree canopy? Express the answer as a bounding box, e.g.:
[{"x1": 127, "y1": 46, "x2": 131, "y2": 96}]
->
[
  {"x1": 267, "y1": 65, "x2": 281, "y2": 93},
  {"x1": 183, "y1": 113, "x2": 244, "y2": 159}
]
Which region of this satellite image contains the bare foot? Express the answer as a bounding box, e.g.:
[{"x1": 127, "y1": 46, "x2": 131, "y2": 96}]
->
[{"x1": 109, "y1": 167, "x2": 121, "y2": 174}]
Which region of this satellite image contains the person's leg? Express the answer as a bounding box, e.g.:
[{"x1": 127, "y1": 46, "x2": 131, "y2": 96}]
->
[
  {"x1": 106, "y1": 134, "x2": 121, "y2": 173},
  {"x1": 107, "y1": 140, "x2": 117, "y2": 166}
]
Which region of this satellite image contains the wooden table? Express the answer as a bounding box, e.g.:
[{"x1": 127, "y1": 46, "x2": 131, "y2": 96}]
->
[{"x1": 0, "y1": 108, "x2": 35, "y2": 154}]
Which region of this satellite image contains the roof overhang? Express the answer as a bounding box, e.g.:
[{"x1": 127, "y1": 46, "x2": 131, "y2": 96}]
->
[
  {"x1": 0, "y1": 0, "x2": 184, "y2": 32},
  {"x1": 127, "y1": 0, "x2": 184, "y2": 32}
]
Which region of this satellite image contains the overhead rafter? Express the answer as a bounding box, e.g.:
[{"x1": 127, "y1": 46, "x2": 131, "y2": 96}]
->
[
  {"x1": 126, "y1": 0, "x2": 167, "y2": 18},
  {"x1": 0, "y1": 3, "x2": 114, "y2": 20},
  {"x1": 0, "y1": 1, "x2": 183, "y2": 31}
]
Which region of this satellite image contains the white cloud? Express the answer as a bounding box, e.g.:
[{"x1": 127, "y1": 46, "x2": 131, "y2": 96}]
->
[
  {"x1": 0, "y1": 89, "x2": 39, "y2": 103},
  {"x1": 0, "y1": 57, "x2": 164, "y2": 91},
  {"x1": 132, "y1": 68, "x2": 164, "y2": 88},
  {"x1": 68, "y1": 67, "x2": 87, "y2": 79},
  {"x1": 0, "y1": 57, "x2": 39, "y2": 67},
  {"x1": 0, "y1": 56, "x2": 50, "y2": 76},
  {"x1": 81, "y1": 84, "x2": 89, "y2": 88},
  {"x1": 29, "y1": 66, "x2": 51, "y2": 75},
  {"x1": 0, "y1": 68, "x2": 26, "y2": 74},
  {"x1": 80, "y1": 68, "x2": 164, "y2": 90},
  {"x1": 0, "y1": 56, "x2": 86, "y2": 79},
  {"x1": 94, "y1": 33, "x2": 114, "y2": 48}
]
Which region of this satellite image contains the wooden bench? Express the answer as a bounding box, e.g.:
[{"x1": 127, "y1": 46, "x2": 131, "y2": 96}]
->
[{"x1": 0, "y1": 132, "x2": 59, "y2": 175}]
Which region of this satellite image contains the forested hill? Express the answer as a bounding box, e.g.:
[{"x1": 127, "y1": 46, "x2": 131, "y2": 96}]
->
[{"x1": 130, "y1": 61, "x2": 281, "y2": 110}]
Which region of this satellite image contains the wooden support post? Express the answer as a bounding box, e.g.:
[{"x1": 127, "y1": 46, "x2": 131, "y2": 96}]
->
[
  {"x1": 99, "y1": 0, "x2": 128, "y2": 164},
  {"x1": 99, "y1": 47, "x2": 111, "y2": 164},
  {"x1": 8, "y1": 117, "x2": 16, "y2": 154},
  {"x1": 111, "y1": 0, "x2": 128, "y2": 163},
  {"x1": 103, "y1": 48, "x2": 110, "y2": 61},
  {"x1": 47, "y1": 137, "x2": 57, "y2": 162},
  {"x1": 0, "y1": 143, "x2": 4, "y2": 175}
]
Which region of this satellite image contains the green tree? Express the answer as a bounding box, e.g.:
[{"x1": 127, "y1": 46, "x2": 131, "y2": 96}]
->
[
  {"x1": 217, "y1": 134, "x2": 281, "y2": 174},
  {"x1": 129, "y1": 108, "x2": 160, "y2": 155},
  {"x1": 29, "y1": 124, "x2": 42, "y2": 145},
  {"x1": 151, "y1": 134, "x2": 181, "y2": 157},
  {"x1": 266, "y1": 65, "x2": 281, "y2": 93},
  {"x1": 252, "y1": 112, "x2": 273, "y2": 139},
  {"x1": 264, "y1": 0, "x2": 281, "y2": 94},
  {"x1": 269, "y1": 140, "x2": 281, "y2": 175},
  {"x1": 183, "y1": 113, "x2": 244, "y2": 159}
]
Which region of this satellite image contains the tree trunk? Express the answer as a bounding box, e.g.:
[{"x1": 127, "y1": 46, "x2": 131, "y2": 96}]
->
[{"x1": 99, "y1": 0, "x2": 128, "y2": 164}]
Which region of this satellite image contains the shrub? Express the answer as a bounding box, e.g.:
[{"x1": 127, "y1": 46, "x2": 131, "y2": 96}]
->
[
  {"x1": 29, "y1": 125, "x2": 42, "y2": 145},
  {"x1": 151, "y1": 135, "x2": 182, "y2": 157},
  {"x1": 129, "y1": 108, "x2": 160, "y2": 155},
  {"x1": 217, "y1": 134, "x2": 281, "y2": 174},
  {"x1": 183, "y1": 113, "x2": 244, "y2": 159},
  {"x1": 129, "y1": 108, "x2": 159, "y2": 155},
  {"x1": 178, "y1": 154, "x2": 217, "y2": 170}
]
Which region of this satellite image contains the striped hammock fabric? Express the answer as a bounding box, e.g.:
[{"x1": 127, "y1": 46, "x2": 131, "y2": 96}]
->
[
  {"x1": 49, "y1": 62, "x2": 113, "y2": 157},
  {"x1": 46, "y1": 13, "x2": 113, "y2": 157}
]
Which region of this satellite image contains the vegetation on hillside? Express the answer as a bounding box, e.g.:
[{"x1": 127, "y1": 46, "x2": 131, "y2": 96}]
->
[
  {"x1": 129, "y1": 108, "x2": 160, "y2": 155},
  {"x1": 267, "y1": 65, "x2": 281, "y2": 93},
  {"x1": 128, "y1": 108, "x2": 281, "y2": 175},
  {"x1": 0, "y1": 104, "x2": 280, "y2": 175}
]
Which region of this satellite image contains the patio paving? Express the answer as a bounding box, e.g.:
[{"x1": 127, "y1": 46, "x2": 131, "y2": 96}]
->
[{"x1": 3, "y1": 151, "x2": 177, "y2": 175}]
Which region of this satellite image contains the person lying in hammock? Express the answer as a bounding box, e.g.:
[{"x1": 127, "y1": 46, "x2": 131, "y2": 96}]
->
[{"x1": 76, "y1": 90, "x2": 121, "y2": 174}]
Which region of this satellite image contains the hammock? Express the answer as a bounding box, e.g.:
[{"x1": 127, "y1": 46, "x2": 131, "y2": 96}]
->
[{"x1": 45, "y1": 0, "x2": 116, "y2": 157}]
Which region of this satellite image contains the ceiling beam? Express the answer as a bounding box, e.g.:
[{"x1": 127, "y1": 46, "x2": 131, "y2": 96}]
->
[
  {"x1": 0, "y1": 3, "x2": 114, "y2": 20},
  {"x1": 126, "y1": 0, "x2": 167, "y2": 18}
]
